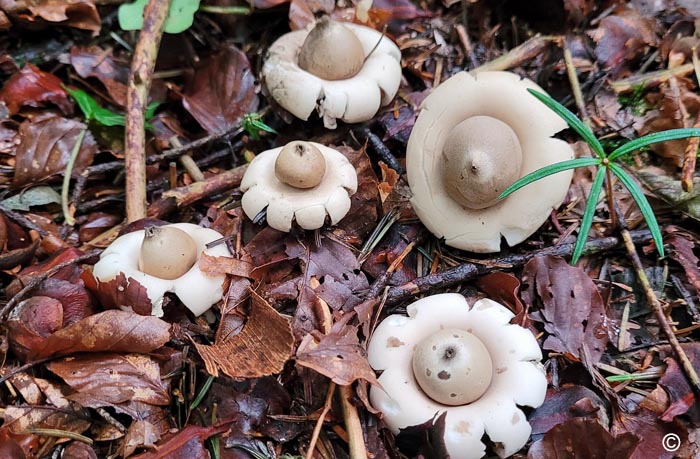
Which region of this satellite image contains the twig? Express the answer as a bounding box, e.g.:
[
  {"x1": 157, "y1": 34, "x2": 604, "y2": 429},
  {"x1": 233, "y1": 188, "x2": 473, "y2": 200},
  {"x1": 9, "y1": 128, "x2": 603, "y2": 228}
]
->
[
  {"x1": 61, "y1": 128, "x2": 87, "y2": 226},
  {"x1": 125, "y1": 0, "x2": 172, "y2": 222},
  {"x1": 613, "y1": 202, "x2": 700, "y2": 394},
  {"x1": 338, "y1": 385, "x2": 367, "y2": 459},
  {"x1": 681, "y1": 115, "x2": 700, "y2": 192},
  {"x1": 562, "y1": 37, "x2": 591, "y2": 129},
  {"x1": 0, "y1": 250, "x2": 102, "y2": 320},
  {"x1": 170, "y1": 137, "x2": 205, "y2": 182},
  {"x1": 471, "y1": 35, "x2": 560, "y2": 73},
  {"x1": 384, "y1": 230, "x2": 652, "y2": 305},
  {"x1": 353, "y1": 127, "x2": 404, "y2": 174},
  {"x1": 455, "y1": 23, "x2": 478, "y2": 69},
  {"x1": 0, "y1": 203, "x2": 48, "y2": 237},
  {"x1": 610, "y1": 63, "x2": 694, "y2": 93},
  {"x1": 305, "y1": 382, "x2": 336, "y2": 459}
]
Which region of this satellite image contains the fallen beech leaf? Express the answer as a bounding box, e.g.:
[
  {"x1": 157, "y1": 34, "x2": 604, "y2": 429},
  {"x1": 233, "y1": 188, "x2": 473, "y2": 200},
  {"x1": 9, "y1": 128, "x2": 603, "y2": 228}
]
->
[
  {"x1": 612, "y1": 407, "x2": 691, "y2": 459},
  {"x1": 475, "y1": 271, "x2": 526, "y2": 324},
  {"x1": 588, "y1": 4, "x2": 658, "y2": 76},
  {"x1": 15, "y1": 0, "x2": 101, "y2": 32},
  {"x1": 70, "y1": 46, "x2": 129, "y2": 106},
  {"x1": 522, "y1": 256, "x2": 608, "y2": 364},
  {"x1": 528, "y1": 418, "x2": 639, "y2": 459},
  {"x1": 27, "y1": 310, "x2": 171, "y2": 360},
  {"x1": 131, "y1": 423, "x2": 229, "y2": 459},
  {"x1": 194, "y1": 290, "x2": 293, "y2": 378},
  {"x1": 92, "y1": 271, "x2": 154, "y2": 316},
  {"x1": 0, "y1": 239, "x2": 39, "y2": 271},
  {"x1": 395, "y1": 412, "x2": 449, "y2": 459},
  {"x1": 0, "y1": 64, "x2": 72, "y2": 115},
  {"x1": 296, "y1": 326, "x2": 380, "y2": 386},
  {"x1": 182, "y1": 44, "x2": 258, "y2": 134},
  {"x1": 658, "y1": 343, "x2": 700, "y2": 421},
  {"x1": 48, "y1": 353, "x2": 170, "y2": 406},
  {"x1": 62, "y1": 442, "x2": 97, "y2": 459},
  {"x1": 12, "y1": 116, "x2": 97, "y2": 189},
  {"x1": 0, "y1": 439, "x2": 25, "y2": 459},
  {"x1": 529, "y1": 385, "x2": 608, "y2": 438},
  {"x1": 334, "y1": 145, "x2": 379, "y2": 239},
  {"x1": 198, "y1": 252, "x2": 253, "y2": 278},
  {"x1": 378, "y1": 161, "x2": 399, "y2": 204},
  {"x1": 7, "y1": 296, "x2": 63, "y2": 361}
]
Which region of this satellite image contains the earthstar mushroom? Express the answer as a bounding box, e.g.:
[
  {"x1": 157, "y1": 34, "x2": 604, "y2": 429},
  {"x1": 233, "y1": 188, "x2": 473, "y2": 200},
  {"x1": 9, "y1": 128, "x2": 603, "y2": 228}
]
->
[
  {"x1": 92, "y1": 223, "x2": 230, "y2": 317},
  {"x1": 406, "y1": 71, "x2": 575, "y2": 252},
  {"x1": 240, "y1": 141, "x2": 357, "y2": 232},
  {"x1": 262, "y1": 18, "x2": 402, "y2": 129},
  {"x1": 367, "y1": 293, "x2": 547, "y2": 459}
]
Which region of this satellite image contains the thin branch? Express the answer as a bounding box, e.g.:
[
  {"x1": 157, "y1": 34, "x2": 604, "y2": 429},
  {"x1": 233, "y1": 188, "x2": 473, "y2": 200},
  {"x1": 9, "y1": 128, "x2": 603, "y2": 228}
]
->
[
  {"x1": 125, "y1": 0, "x2": 172, "y2": 222},
  {"x1": 384, "y1": 230, "x2": 652, "y2": 305}
]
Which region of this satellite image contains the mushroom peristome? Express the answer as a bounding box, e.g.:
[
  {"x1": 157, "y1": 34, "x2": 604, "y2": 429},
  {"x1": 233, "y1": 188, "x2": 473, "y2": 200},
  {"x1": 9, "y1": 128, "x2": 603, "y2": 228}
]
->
[
  {"x1": 240, "y1": 141, "x2": 357, "y2": 232},
  {"x1": 367, "y1": 293, "x2": 546, "y2": 459},
  {"x1": 407, "y1": 70, "x2": 575, "y2": 252},
  {"x1": 262, "y1": 18, "x2": 402, "y2": 129},
  {"x1": 92, "y1": 223, "x2": 230, "y2": 317}
]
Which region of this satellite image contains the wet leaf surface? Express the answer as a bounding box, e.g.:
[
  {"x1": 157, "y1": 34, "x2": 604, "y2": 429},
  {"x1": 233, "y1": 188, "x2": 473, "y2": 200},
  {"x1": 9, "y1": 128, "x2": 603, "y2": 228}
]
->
[
  {"x1": 0, "y1": 64, "x2": 72, "y2": 115},
  {"x1": 182, "y1": 44, "x2": 258, "y2": 134},
  {"x1": 522, "y1": 256, "x2": 609, "y2": 363},
  {"x1": 11, "y1": 116, "x2": 97, "y2": 189}
]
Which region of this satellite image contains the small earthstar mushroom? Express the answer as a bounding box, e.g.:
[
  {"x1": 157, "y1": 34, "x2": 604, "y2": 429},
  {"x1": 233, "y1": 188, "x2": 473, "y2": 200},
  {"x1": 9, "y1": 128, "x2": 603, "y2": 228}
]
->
[
  {"x1": 367, "y1": 293, "x2": 547, "y2": 459},
  {"x1": 262, "y1": 18, "x2": 402, "y2": 129},
  {"x1": 407, "y1": 71, "x2": 575, "y2": 252},
  {"x1": 240, "y1": 140, "x2": 357, "y2": 232},
  {"x1": 92, "y1": 223, "x2": 230, "y2": 317}
]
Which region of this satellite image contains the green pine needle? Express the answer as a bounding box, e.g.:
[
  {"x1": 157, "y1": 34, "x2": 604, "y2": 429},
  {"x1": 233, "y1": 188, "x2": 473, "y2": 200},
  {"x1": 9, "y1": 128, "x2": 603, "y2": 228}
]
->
[
  {"x1": 499, "y1": 157, "x2": 600, "y2": 199},
  {"x1": 571, "y1": 167, "x2": 606, "y2": 264}
]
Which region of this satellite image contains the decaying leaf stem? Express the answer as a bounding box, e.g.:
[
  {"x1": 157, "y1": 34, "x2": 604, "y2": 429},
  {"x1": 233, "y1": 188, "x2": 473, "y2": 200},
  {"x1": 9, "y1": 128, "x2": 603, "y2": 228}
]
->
[
  {"x1": 339, "y1": 385, "x2": 367, "y2": 459},
  {"x1": 125, "y1": 0, "x2": 171, "y2": 222}
]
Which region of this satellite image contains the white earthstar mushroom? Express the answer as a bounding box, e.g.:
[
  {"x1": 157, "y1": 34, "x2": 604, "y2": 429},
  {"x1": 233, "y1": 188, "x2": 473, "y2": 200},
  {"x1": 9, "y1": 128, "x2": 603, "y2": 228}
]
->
[
  {"x1": 406, "y1": 71, "x2": 575, "y2": 252},
  {"x1": 92, "y1": 223, "x2": 230, "y2": 317},
  {"x1": 262, "y1": 18, "x2": 402, "y2": 129},
  {"x1": 367, "y1": 293, "x2": 546, "y2": 459},
  {"x1": 240, "y1": 141, "x2": 358, "y2": 232}
]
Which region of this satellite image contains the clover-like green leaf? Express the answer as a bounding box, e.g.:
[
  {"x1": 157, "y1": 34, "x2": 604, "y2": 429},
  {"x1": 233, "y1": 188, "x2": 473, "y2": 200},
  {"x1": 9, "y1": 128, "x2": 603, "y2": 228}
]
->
[
  {"x1": 609, "y1": 163, "x2": 664, "y2": 258},
  {"x1": 119, "y1": 0, "x2": 201, "y2": 34},
  {"x1": 528, "y1": 89, "x2": 606, "y2": 158},
  {"x1": 499, "y1": 157, "x2": 600, "y2": 199},
  {"x1": 608, "y1": 128, "x2": 700, "y2": 160},
  {"x1": 66, "y1": 87, "x2": 126, "y2": 127},
  {"x1": 570, "y1": 167, "x2": 606, "y2": 264}
]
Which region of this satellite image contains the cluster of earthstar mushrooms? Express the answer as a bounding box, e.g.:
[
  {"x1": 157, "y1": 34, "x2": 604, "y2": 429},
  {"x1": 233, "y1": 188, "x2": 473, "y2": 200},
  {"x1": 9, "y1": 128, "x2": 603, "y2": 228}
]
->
[{"x1": 91, "y1": 16, "x2": 577, "y2": 458}]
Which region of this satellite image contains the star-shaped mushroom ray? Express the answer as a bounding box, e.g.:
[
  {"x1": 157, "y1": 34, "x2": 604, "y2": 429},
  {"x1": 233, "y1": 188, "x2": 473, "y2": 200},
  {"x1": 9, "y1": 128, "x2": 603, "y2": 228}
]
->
[
  {"x1": 367, "y1": 294, "x2": 547, "y2": 459},
  {"x1": 240, "y1": 142, "x2": 358, "y2": 232}
]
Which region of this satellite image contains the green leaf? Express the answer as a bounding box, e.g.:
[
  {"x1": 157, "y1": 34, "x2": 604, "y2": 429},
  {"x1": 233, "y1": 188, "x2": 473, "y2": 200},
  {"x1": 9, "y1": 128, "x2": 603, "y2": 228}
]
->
[
  {"x1": 1, "y1": 186, "x2": 61, "y2": 211},
  {"x1": 608, "y1": 128, "x2": 700, "y2": 160},
  {"x1": 145, "y1": 101, "x2": 161, "y2": 120},
  {"x1": 119, "y1": 0, "x2": 201, "y2": 34},
  {"x1": 528, "y1": 89, "x2": 606, "y2": 158},
  {"x1": 242, "y1": 113, "x2": 277, "y2": 140},
  {"x1": 571, "y1": 166, "x2": 606, "y2": 264},
  {"x1": 66, "y1": 87, "x2": 126, "y2": 127},
  {"x1": 609, "y1": 163, "x2": 665, "y2": 258},
  {"x1": 499, "y1": 157, "x2": 600, "y2": 199}
]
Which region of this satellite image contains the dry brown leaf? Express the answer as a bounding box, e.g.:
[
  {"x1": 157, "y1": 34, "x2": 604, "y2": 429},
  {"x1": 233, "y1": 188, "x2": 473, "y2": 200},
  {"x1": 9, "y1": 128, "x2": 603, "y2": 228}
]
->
[
  {"x1": 11, "y1": 116, "x2": 97, "y2": 189},
  {"x1": 522, "y1": 256, "x2": 609, "y2": 364},
  {"x1": 48, "y1": 353, "x2": 170, "y2": 406},
  {"x1": 296, "y1": 326, "x2": 380, "y2": 386},
  {"x1": 528, "y1": 418, "x2": 639, "y2": 459},
  {"x1": 198, "y1": 252, "x2": 254, "y2": 278},
  {"x1": 182, "y1": 44, "x2": 258, "y2": 134},
  {"x1": 194, "y1": 290, "x2": 293, "y2": 378},
  {"x1": 0, "y1": 64, "x2": 72, "y2": 115},
  {"x1": 27, "y1": 310, "x2": 171, "y2": 360}
]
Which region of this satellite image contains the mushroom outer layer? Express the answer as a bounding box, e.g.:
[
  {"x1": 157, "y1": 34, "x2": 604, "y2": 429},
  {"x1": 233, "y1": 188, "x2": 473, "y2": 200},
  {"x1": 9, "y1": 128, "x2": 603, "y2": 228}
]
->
[
  {"x1": 262, "y1": 21, "x2": 402, "y2": 129},
  {"x1": 367, "y1": 293, "x2": 546, "y2": 459},
  {"x1": 240, "y1": 142, "x2": 358, "y2": 232},
  {"x1": 406, "y1": 71, "x2": 575, "y2": 252},
  {"x1": 92, "y1": 223, "x2": 230, "y2": 317}
]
